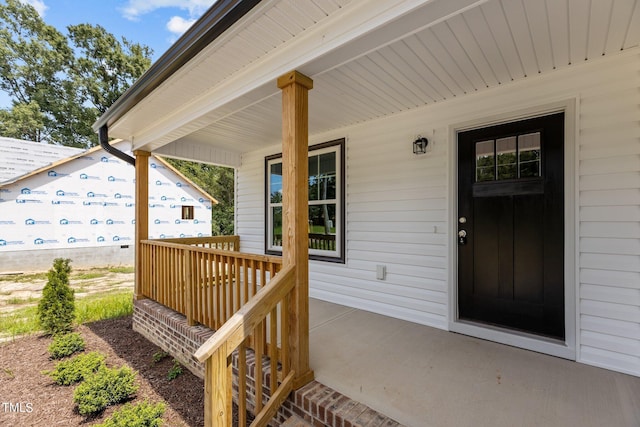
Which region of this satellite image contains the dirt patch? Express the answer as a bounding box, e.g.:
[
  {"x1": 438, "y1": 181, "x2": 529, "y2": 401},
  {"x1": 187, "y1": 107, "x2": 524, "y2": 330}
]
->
[{"x1": 0, "y1": 268, "x2": 134, "y2": 314}]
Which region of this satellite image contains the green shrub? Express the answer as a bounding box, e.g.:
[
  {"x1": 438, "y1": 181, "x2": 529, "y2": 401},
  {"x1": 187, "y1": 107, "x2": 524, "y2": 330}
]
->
[
  {"x1": 45, "y1": 351, "x2": 105, "y2": 386},
  {"x1": 167, "y1": 359, "x2": 183, "y2": 381},
  {"x1": 48, "y1": 332, "x2": 85, "y2": 359},
  {"x1": 94, "y1": 401, "x2": 165, "y2": 427},
  {"x1": 37, "y1": 258, "x2": 75, "y2": 335},
  {"x1": 73, "y1": 365, "x2": 138, "y2": 415}
]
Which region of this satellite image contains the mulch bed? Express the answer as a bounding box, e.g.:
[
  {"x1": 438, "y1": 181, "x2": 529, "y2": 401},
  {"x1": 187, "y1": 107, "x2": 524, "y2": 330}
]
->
[{"x1": 0, "y1": 316, "x2": 206, "y2": 426}]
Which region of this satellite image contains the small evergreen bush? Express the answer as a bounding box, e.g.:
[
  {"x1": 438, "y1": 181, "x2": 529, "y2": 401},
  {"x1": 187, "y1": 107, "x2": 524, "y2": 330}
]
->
[
  {"x1": 48, "y1": 332, "x2": 85, "y2": 359},
  {"x1": 73, "y1": 365, "x2": 139, "y2": 415},
  {"x1": 37, "y1": 258, "x2": 75, "y2": 335},
  {"x1": 94, "y1": 401, "x2": 166, "y2": 427},
  {"x1": 45, "y1": 351, "x2": 105, "y2": 386}
]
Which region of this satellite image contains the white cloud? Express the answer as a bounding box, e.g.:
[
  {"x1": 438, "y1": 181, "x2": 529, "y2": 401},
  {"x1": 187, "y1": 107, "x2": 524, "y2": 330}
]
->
[
  {"x1": 21, "y1": 0, "x2": 48, "y2": 16},
  {"x1": 121, "y1": 0, "x2": 215, "y2": 21},
  {"x1": 166, "y1": 15, "x2": 196, "y2": 36}
]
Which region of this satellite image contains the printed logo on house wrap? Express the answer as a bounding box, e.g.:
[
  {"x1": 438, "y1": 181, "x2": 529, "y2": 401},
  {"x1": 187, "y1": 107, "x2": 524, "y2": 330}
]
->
[
  {"x1": 25, "y1": 218, "x2": 51, "y2": 225},
  {"x1": 100, "y1": 156, "x2": 119, "y2": 163},
  {"x1": 67, "y1": 237, "x2": 89, "y2": 244},
  {"x1": 106, "y1": 219, "x2": 126, "y2": 225},
  {"x1": 59, "y1": 219, "x2": 82, "y2": 225},
  {"x1": 34, "y1": 238, "x2": 59, "y2": 245},
  {"x1": 20, "y1": 188, "x2": 46, "y2": 195},
  {"x1": 48, "y1": 170, "x2": 69, "y2": 177},
  {"x1": 0, "y1": 239, "x2": 24, "y2": 246},
  {"x1": 56, "y1": 189, "x2": 79, "y2": 197},
  {"x1": 108, "y1": 176, "x2": 126, "y2": 182},
  {"x1": 80, "y1": 173, "x2": 100, "y2": 180},
  {"x1": 155, "y1": 180, "x2": 171, "y2": 186},
  {"x1": 52, "y1": 200, "x2": 75, "y2": 205},
  {"x1": 16, "y1": 199, "x2": 42, "y2": 204},
  {"x1": 87, "y1": 191, "x2": 108, "y2": 198},
  {"x1": 114, "y1": 193, "x2": 133, "y2": 199},
  {"x1": 112, "y1": 236, "x2": 131, "y2": 242}
]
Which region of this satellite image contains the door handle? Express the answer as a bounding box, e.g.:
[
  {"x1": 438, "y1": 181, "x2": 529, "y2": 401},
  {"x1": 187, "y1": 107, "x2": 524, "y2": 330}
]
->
[{"x1": 458, "y1": 229, "x2": 467, "y2": 245}]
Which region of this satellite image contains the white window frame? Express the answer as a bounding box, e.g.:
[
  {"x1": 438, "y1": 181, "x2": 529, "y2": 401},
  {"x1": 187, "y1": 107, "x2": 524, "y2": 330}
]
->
[{"x1": 265, "y1": 139, "x2": 345, "y2": 263}]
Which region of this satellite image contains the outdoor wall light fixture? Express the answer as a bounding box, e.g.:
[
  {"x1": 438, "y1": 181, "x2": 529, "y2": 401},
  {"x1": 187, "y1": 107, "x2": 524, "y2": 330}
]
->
[{"x1": 413, "y1": 136, "x2": 429, "y2": 154}]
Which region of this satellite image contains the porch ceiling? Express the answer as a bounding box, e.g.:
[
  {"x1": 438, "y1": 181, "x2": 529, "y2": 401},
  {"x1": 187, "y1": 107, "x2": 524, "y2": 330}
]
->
[{"x1": 111, "y1": 0, "x2": 640, "y2": 165}]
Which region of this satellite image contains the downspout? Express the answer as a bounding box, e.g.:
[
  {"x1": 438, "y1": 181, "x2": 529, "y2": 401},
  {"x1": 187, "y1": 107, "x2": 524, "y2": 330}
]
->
[{"x1": 99, "y1": 125, "x2": 136, "y2": 166}]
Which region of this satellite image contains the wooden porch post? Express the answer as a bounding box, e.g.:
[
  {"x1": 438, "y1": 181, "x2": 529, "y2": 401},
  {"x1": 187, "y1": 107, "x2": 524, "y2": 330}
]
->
[
  {"x1": 277, "y1": 70, "x2": 314, "y2": 388},
  {"x1": 134, "y1": 150, "x2": 150, "y2": 300}
]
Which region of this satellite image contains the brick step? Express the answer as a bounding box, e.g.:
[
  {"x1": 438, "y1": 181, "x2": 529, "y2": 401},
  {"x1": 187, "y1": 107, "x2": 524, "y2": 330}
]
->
[{"x1": 281, "y1": 415, "x2": 313, "y2": 427}]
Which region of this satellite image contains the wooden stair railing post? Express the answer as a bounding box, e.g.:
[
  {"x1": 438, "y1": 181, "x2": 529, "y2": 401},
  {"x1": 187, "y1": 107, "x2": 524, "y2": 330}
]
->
[
  {"x1": 204, "y1": 342, "x2": 232, "y2": 426},
  {"x1": 134, "y1": 150, "x2": 150, "y2": 300},
  {"x1": 277, "y1": 70, "x2": 315, "y2": 388}
]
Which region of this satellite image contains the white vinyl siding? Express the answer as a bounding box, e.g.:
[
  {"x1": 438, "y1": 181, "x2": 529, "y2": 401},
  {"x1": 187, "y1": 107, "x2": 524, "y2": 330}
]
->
[{"x1": 236, "y1": 49, "x2": 640, "y2": 376}]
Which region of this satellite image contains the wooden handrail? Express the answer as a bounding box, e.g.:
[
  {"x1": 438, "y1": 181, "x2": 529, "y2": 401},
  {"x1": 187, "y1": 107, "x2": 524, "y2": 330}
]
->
[
  {"x1": 194, "y1": 264, "x2": 297, "y2": 427},
  {"x1": 154, "y1": 235, "x2": 240, "y2": 251},
  {"x1": 194, "y1": 264, "x2": 295, "y2": 362},
  {"x1": 140, "y1": 239, "x2": 276, "y2": 263}
]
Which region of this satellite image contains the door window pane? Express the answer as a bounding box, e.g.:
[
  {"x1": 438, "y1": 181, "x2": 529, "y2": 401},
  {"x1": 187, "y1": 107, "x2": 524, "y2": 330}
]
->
[
  {"x1": 518, "y1": 132, "x2": 541, "y2": 178},
  {"x1": 476, "y1": 140, "x2": 495, "y2": 182},
  {"x1": 497, "y1": 137, "x2": 517, "y2": 180}
]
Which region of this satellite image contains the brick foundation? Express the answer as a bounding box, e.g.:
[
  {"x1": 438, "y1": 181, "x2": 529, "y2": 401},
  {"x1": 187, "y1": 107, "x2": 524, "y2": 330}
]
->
[{"x1": 133, "y1": 299, "x2": 403, "y2": 427}]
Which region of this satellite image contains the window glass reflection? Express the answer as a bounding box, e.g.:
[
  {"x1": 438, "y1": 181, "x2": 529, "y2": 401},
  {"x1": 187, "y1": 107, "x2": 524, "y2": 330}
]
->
[{"x1": 476, "y1": 140, "x2": 495, "y2": 182}]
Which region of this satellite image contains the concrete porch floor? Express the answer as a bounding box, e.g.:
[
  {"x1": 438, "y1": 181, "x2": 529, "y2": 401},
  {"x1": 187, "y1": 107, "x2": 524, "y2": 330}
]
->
[{"x1": 308, "y1": 298, "x2": 640, "y2": 427}]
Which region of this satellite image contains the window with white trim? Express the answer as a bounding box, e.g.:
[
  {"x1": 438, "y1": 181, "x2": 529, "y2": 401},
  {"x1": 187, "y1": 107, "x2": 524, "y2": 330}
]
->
[{"x1": 265, "y1": 139, "x2": 345, "y2": 263}]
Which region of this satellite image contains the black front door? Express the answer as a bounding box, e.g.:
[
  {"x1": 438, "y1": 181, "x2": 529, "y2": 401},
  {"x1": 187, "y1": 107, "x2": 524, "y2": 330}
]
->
[{"x1": 457, "y1": 113, "x2": 565, "y2": 339}]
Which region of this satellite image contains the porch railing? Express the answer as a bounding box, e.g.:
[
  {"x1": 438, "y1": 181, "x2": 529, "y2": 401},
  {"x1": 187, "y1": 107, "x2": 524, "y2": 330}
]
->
[
  {"x1": 194, "y1": 264, "x2": 296, "y2": 427},
  {"x1": 154, "y1": 235, "x2": 239, "y2": 251},
  {"x1": 139, "y1": 236, "x2": 282, "y2": 329}
]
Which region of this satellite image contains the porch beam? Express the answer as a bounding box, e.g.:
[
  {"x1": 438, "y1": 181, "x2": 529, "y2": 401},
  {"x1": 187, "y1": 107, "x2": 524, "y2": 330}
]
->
[
  {"x1": 277, "y1": 70, "x2": 314, "y2": 389},
  {"x1": 134, "y1": 150, "x2": 150, "y2": 300}
]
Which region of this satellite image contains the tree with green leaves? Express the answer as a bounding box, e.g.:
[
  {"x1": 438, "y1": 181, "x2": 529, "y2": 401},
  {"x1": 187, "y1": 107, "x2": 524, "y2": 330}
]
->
[
  {"x1": 165, "y1": 158, "x2": 235, "y2": 236},
  {"x1": 0, "y1": 0, "x2": 152, "y2": 147}
]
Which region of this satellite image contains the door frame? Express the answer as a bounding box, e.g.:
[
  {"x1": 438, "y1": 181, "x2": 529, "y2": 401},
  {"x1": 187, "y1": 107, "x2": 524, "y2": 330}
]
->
[{"x1": 448, "y1": 99, "x2": 577, "y2": 360}]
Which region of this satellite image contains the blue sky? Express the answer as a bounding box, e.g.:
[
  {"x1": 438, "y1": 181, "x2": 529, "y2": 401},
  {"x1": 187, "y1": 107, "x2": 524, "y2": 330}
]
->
[{"x1": 0, "y1": 0, "x2": 218, "y2": 107}]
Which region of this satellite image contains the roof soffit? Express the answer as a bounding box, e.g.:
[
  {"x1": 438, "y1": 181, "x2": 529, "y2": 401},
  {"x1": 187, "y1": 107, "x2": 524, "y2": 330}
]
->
[{"x1": 113, "y1": 0, "x2": 486, "y2": 151}]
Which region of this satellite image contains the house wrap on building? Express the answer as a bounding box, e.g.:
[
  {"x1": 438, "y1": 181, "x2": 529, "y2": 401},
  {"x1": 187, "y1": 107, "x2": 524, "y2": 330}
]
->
[{"x1": 0, "y1": 137, "x2": 216, "y2": 272}]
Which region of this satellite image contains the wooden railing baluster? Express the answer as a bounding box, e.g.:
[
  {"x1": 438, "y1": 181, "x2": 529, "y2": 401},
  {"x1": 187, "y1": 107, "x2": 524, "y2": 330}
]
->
[{"x1": 140, "y1": 236, "x2": 291, "y2": 427}]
